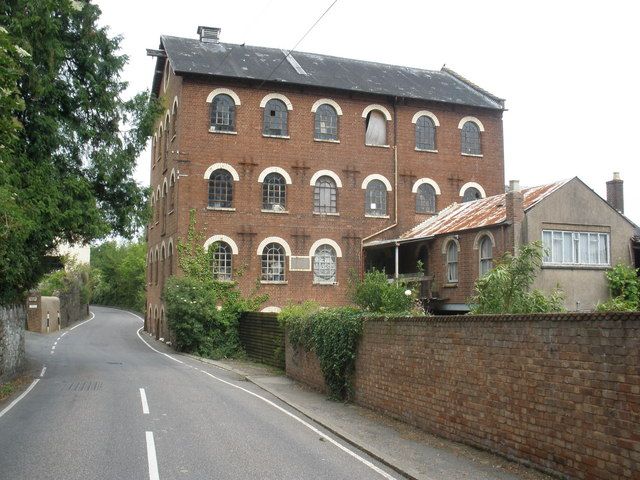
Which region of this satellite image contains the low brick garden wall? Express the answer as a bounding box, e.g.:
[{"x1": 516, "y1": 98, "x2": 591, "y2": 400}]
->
[{"x1": 285, "y1": 312, "x2": 640, "y2": 479}]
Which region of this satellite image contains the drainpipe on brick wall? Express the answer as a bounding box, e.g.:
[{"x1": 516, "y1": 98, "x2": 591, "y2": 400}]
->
[{"x1": 361, "y1": 98, "x2": 400, "y2": 277}]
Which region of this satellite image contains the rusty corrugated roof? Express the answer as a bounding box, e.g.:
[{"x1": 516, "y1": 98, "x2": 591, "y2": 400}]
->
[{"x1": 393, "y1": 180, "x2": 570, "y2": 243}]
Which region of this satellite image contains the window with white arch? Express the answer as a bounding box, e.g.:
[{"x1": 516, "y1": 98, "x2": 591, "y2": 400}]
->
[
  {"x1": 212, "y1": 241, "x2": 233, "y2": 281},
  {"x1": 263, "y1": 99, "x2": 288, "y2": 137},
  {"x1": 461, "y1": 121, "x2": 481, "y2": 155},
  {"x1": 210, "y1": 94, "x2": 236, "y2": 132},
  {"x1": 416, "y1": 183, "x2": 436, "y2": 213},
  {"x1": 314, "y1": 104, "x2": 338, "y2": 141},
  {"x1": 262, "y1": 173, "x2": 287, "y2": 211},
  {"x1": 462, "y1": 187, "x2": 482, "y2": 203},
  {"x1": 365, "y1": 180, "x2": 387, "y2": 216},
  {"x1": 261, "y1": 243, "x2": 286, "y2": 282},
  {"x1": 479, "y1": 236, "x2": 493, "y2": 275},
  {"x1": 313, "y1": 244, "x2": 337, "y2": 284},
  {"x1": 446, "y1": 241, "x2": 459, "y2": 283},
  {"x1": 314, "y1": 176, "x2": 337, "y2": 213},
  {"x1": 365, "y1": 110, "x2": 387, "y2": 146},
  {"x1": 208, "y1": 169, "x2": 233, "y2": 208},
  {"x1": 415, "y1": 115, "x2": 436, "y2": 150}
]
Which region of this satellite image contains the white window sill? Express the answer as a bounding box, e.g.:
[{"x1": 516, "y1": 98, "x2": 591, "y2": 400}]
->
[
  {"x1": 314, "y1": 138, "x2": 340, "y2": 144},
  {"x1": 365, "y1": 143, "x2": 390, "y2": 149},
  {"x1": 206, "y1": 206, "x2": 236, "y2": 212},
  {"x1": 154, "y1": 221, "x2": 159, "y2": 226},
  {"x1": 443, "y1": 282, "x2": 458, "y2": 288},
  {"x1": 542, "y1": 263, "x2": 610, "y2": 270},
  {"x1": 261, "y1": 209, "x2": 289, "y2": 214},
  {"x1": 263, "y1": 134, "x2": 290, "y2": 139},
  {"x1": 260, "y1": 281, "x2": 288, "y2": 285},
  {"x1": 461, "y1": 152, "x2": 483, "y2": 158},
  {"x1": 313, "y1": 212, "x2": 340, "y2": 216},
  {"x1": 208, "y1": 128, "x2": 237, "y2": 135},
  {"x1": 168, "y1": 209, "x2": 175, "y2": 215},
  {"x1": 365, "y1": 214, "x2": 390, "y2": 219},
  {"x1": 415, "y1": 148, "x2": 438, "y2": 153},
  {"x1": 171, "y1": 134, "x2": 177, "y2": 143}
]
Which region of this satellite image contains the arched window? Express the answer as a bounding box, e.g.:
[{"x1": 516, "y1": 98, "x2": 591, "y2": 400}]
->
[
  {"x1": 147, "y1": 254, "x2": 152, "y2": 284},
  {"x1": 210, "y1": 94, "x2": 236, "y2": 132},
  {"x1": 262, "y1": 173, "x2": 287, "y2": 211},
  {"x1": 446, "y1": 241, "x2": 458, "y2": 283},
  {"x1": 462, "y1": 187, "x2": 482, "y2": 203},
  {"x1": 314, "y1": 104, "x2": 338, "y2": 140},
  {"x1": 314, "y1": 176, "x2": 337, "y2": 213},
  {"x1": 161, "y1": 182, "x2": 168, "y2": 235},
  {"x1": 169, "y1": 173, "x2": 176, "y2": 211},
  {"x1": 365, "y1": 110, "x2": 386, "y2": 146},
  {"x1": 171, "y1": 101, "x2": 178, "y2": 138},
  {"x1": 313, "y1": 244, "x2": 337, "y2": 284},
  {"x1": 415, "y1": 116, "x2": 436, "y2": 150},
  {"x1": 461, "y1": 121, "x2": 481, "y2": 155},
  {"x1": 212, "y1": 242, "x2": 233, "y2": 281},
  {"x1": 168, "y1": 242, "x2": 173, "y2": 277},
  {"x1": 261, "y1": 243, "x2": 285, "y2": 282},
  {"x1": 365, "y1": 179, "x2": 387, "y2": 216},
  {"x1": 163, "y1": 115, "x2": 170, "y2": 168},
  {"x1": 157, "y1": 127, "x2": 163, "y2": 164},
  {"x1": 154, "y1": 250, "x2": 159, "y2": 286},
  {"x1": 263, "y1": 99, "x2": 288, "y2": 136},
  {"x1": 416, "y1": 183, "x2": 436, "y2": 213},
  {"x1": 479, "y1": 236, "x2": 493, "y2": 275},
  {"x1": 208, "y1": 169, "x2": 233, "y2": 208},
  {"x1": 160, "y1": 245, "x2": 166, "y2": 292}
]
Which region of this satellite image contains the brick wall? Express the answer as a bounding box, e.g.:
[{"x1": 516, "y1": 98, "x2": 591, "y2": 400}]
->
[{"x1": 286, "y1": 312, "x2": 640, "y2": 479}]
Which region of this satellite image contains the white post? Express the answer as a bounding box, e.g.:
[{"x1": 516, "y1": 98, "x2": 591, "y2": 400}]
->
[{"x1": 394, "y1": 244, "x2": 399, "y2": 280}]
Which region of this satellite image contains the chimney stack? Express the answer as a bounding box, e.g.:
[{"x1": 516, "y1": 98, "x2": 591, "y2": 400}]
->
[
  {"x1": 197, "y1": 26, "x2": 221, "y2": 43},
  {"x1": 509, "y1": 179, "x2": 520, "y2": 192},
  {"x1": 606, "y1": 172, "x2": 624, "y2": 214}
]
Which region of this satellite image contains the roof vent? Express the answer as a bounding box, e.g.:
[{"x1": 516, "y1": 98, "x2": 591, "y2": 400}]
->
[{"x1": 197, "y1": 26, "x2": 221, "y2": 43}]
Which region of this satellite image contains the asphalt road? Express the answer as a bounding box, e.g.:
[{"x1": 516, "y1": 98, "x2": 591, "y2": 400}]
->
[{"x1": 0, "y1": 306, "x2": 406, "y2": 480}]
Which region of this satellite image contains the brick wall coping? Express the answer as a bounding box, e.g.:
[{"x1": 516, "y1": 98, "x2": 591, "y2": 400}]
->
[{"x1": 364, "y1": 311, "x2": 640, "y2": 324}]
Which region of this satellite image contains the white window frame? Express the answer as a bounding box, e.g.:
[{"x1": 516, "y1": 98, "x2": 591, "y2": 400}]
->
[{"x1": 542, "y1": 229, "x2": 610, "y2": 266}]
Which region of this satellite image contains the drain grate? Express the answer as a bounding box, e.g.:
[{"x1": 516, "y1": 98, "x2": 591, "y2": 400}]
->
[{"x1": 65, "y1": 381, "x2": 103, "y2": 392}]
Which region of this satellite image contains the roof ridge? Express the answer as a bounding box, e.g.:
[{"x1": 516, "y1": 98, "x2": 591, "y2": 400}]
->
[{"x1": 441, "y1": 67, "x2": 505, "y2": 109}]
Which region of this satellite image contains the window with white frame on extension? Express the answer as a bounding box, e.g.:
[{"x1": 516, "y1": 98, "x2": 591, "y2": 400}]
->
[
  {"x1": 479, "y1": 236, "x2": 493, "y2": 275},
  {"x1": 446, "y1": 241, "x2": 458, "y2": 283},
  {"x1": 542, "y1": 230, "x2": 610, "y2": 266}
]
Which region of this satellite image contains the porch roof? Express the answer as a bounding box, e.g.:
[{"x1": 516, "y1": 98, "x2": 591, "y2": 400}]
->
[{"x1": 364, "y1": 180, "x2": 569, "y2": 247}]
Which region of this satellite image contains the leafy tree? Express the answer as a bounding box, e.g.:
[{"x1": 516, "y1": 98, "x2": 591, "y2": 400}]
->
[
  {"x1": 0, "y1": 1, "x2": 161, "y2": 304},
  {"x1": 470, "y1": 242, "x2": 565, "y2": 314},
  {"x1": 91, "y1": 240, "x2": 147, "y2": 313},
  {"x1": 596, "y1": 264, "x2": 639, "y2": 311}
]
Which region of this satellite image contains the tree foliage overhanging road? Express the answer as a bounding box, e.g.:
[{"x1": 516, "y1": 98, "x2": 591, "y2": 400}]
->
[{"x1": 0, "y1": 0, "x2": 161, "y2": 304}]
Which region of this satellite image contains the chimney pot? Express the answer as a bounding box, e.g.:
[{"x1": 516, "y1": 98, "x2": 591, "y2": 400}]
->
[
  {"x1": 509, "y1": 180, "x2": 520, "y2": 192},
  {"x1": 197, "y1": 26, "x2": 221, "y2": 43}
]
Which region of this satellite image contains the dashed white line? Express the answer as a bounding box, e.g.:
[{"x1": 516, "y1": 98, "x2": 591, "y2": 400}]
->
[
  {"x1": 139, "y1": 388, "x2": 150, "y2": 414},
  {"x1": 135, "y1": 326, "x2": 397, "y2": 480},
  {"x1": 40, "y1": 366, "x2": 47, "y2": 378},
  {"x1": 0, "y1": 379, "x2": 40, "y2": 419},
  {"x1": 51, "y1": 345, "x2": 56, "y2": 350},
  {"x1": 53, "y1": 341, "x2": 58, "y2": 346},
  {"x1": 145, "y1": 431, "x2": 160, "y2": 480}
]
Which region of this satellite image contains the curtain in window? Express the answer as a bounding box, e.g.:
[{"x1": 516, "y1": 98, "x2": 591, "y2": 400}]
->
[
  {"x1": 446, "y1": 242, "x2": 458, "y2": 282},
  {"x1": 365, "y1": 111, "x2": 386, "y2": 145}
]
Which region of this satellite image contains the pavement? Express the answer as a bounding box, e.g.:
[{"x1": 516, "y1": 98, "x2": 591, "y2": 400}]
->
[{"x1": 182, "y1": 356, "x2": 553, "y2": 480}]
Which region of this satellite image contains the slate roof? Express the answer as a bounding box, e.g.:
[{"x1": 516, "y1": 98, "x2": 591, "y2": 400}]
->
[
  {"x1": 155, "y1": 35, "x2": 505, "y2": 110},
  {"x1": 364, "y1": 180, "x2": 570, "y2": 247}
]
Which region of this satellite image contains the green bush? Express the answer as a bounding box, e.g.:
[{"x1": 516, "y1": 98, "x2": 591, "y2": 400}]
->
[
  {"x1": 470, "y1": 242, "x2": 565, "y2": 314},
  {"x1": 596, "y1": 263, "x2": 639, "y2": 311},
  {"x1": 280, "y1": 305, "x2": 364, "y2": 400},
  {"x1": 38, "y1": 260, "x2": 92, "y2": 304},
  {"x1": 164, "y1": 210, "x2": 266, "y2": 358},
  {"x1": 349, "y1": 269, "x2": 414, "y2": 314}
]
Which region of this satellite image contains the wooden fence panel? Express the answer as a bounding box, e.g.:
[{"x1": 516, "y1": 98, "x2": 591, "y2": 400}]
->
[{"x1": 238, "y1": 312, "x2": 285, "y2": 369}]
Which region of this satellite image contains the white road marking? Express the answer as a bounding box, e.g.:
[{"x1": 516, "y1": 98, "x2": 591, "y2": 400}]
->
[
  {"x1": 69, "y1": 311, "x2": 96, "y2": 331},
  {"x1": 145, "y1": 431, "x2": 160, "y2": 480},
  {"x1": 40, "y1": 367, "x2": 47, "y2": 377},
  {"x1": 140, "y1": 388, "x2": 150, "y2": 414},
  {"x1": 0, "y1": 379, "x2": 40, "y2": 420},
  {"x1": 135, "y1": 326, "x2": 397, "y2": 480},
  {"x1": 53, "y1": 341, "x2": 58, "y2": 346},
  {"x1": 51, "y1": 345, "x2": 55, "y2": 350}
]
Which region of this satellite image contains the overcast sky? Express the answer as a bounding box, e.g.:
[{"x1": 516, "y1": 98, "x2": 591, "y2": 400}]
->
[{"x1": 96, "y1": 0, "x2": 640, "y2": 224}]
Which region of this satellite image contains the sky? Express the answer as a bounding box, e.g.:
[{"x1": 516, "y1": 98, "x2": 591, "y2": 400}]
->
[{"x1": 96, "y1": 0, "x2": 640, "y2": 225}]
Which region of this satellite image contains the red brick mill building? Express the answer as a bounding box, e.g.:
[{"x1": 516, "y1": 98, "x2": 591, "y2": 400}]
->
[{"x1": 144, "y1": 26, "x2": 508, "y2": 338}]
